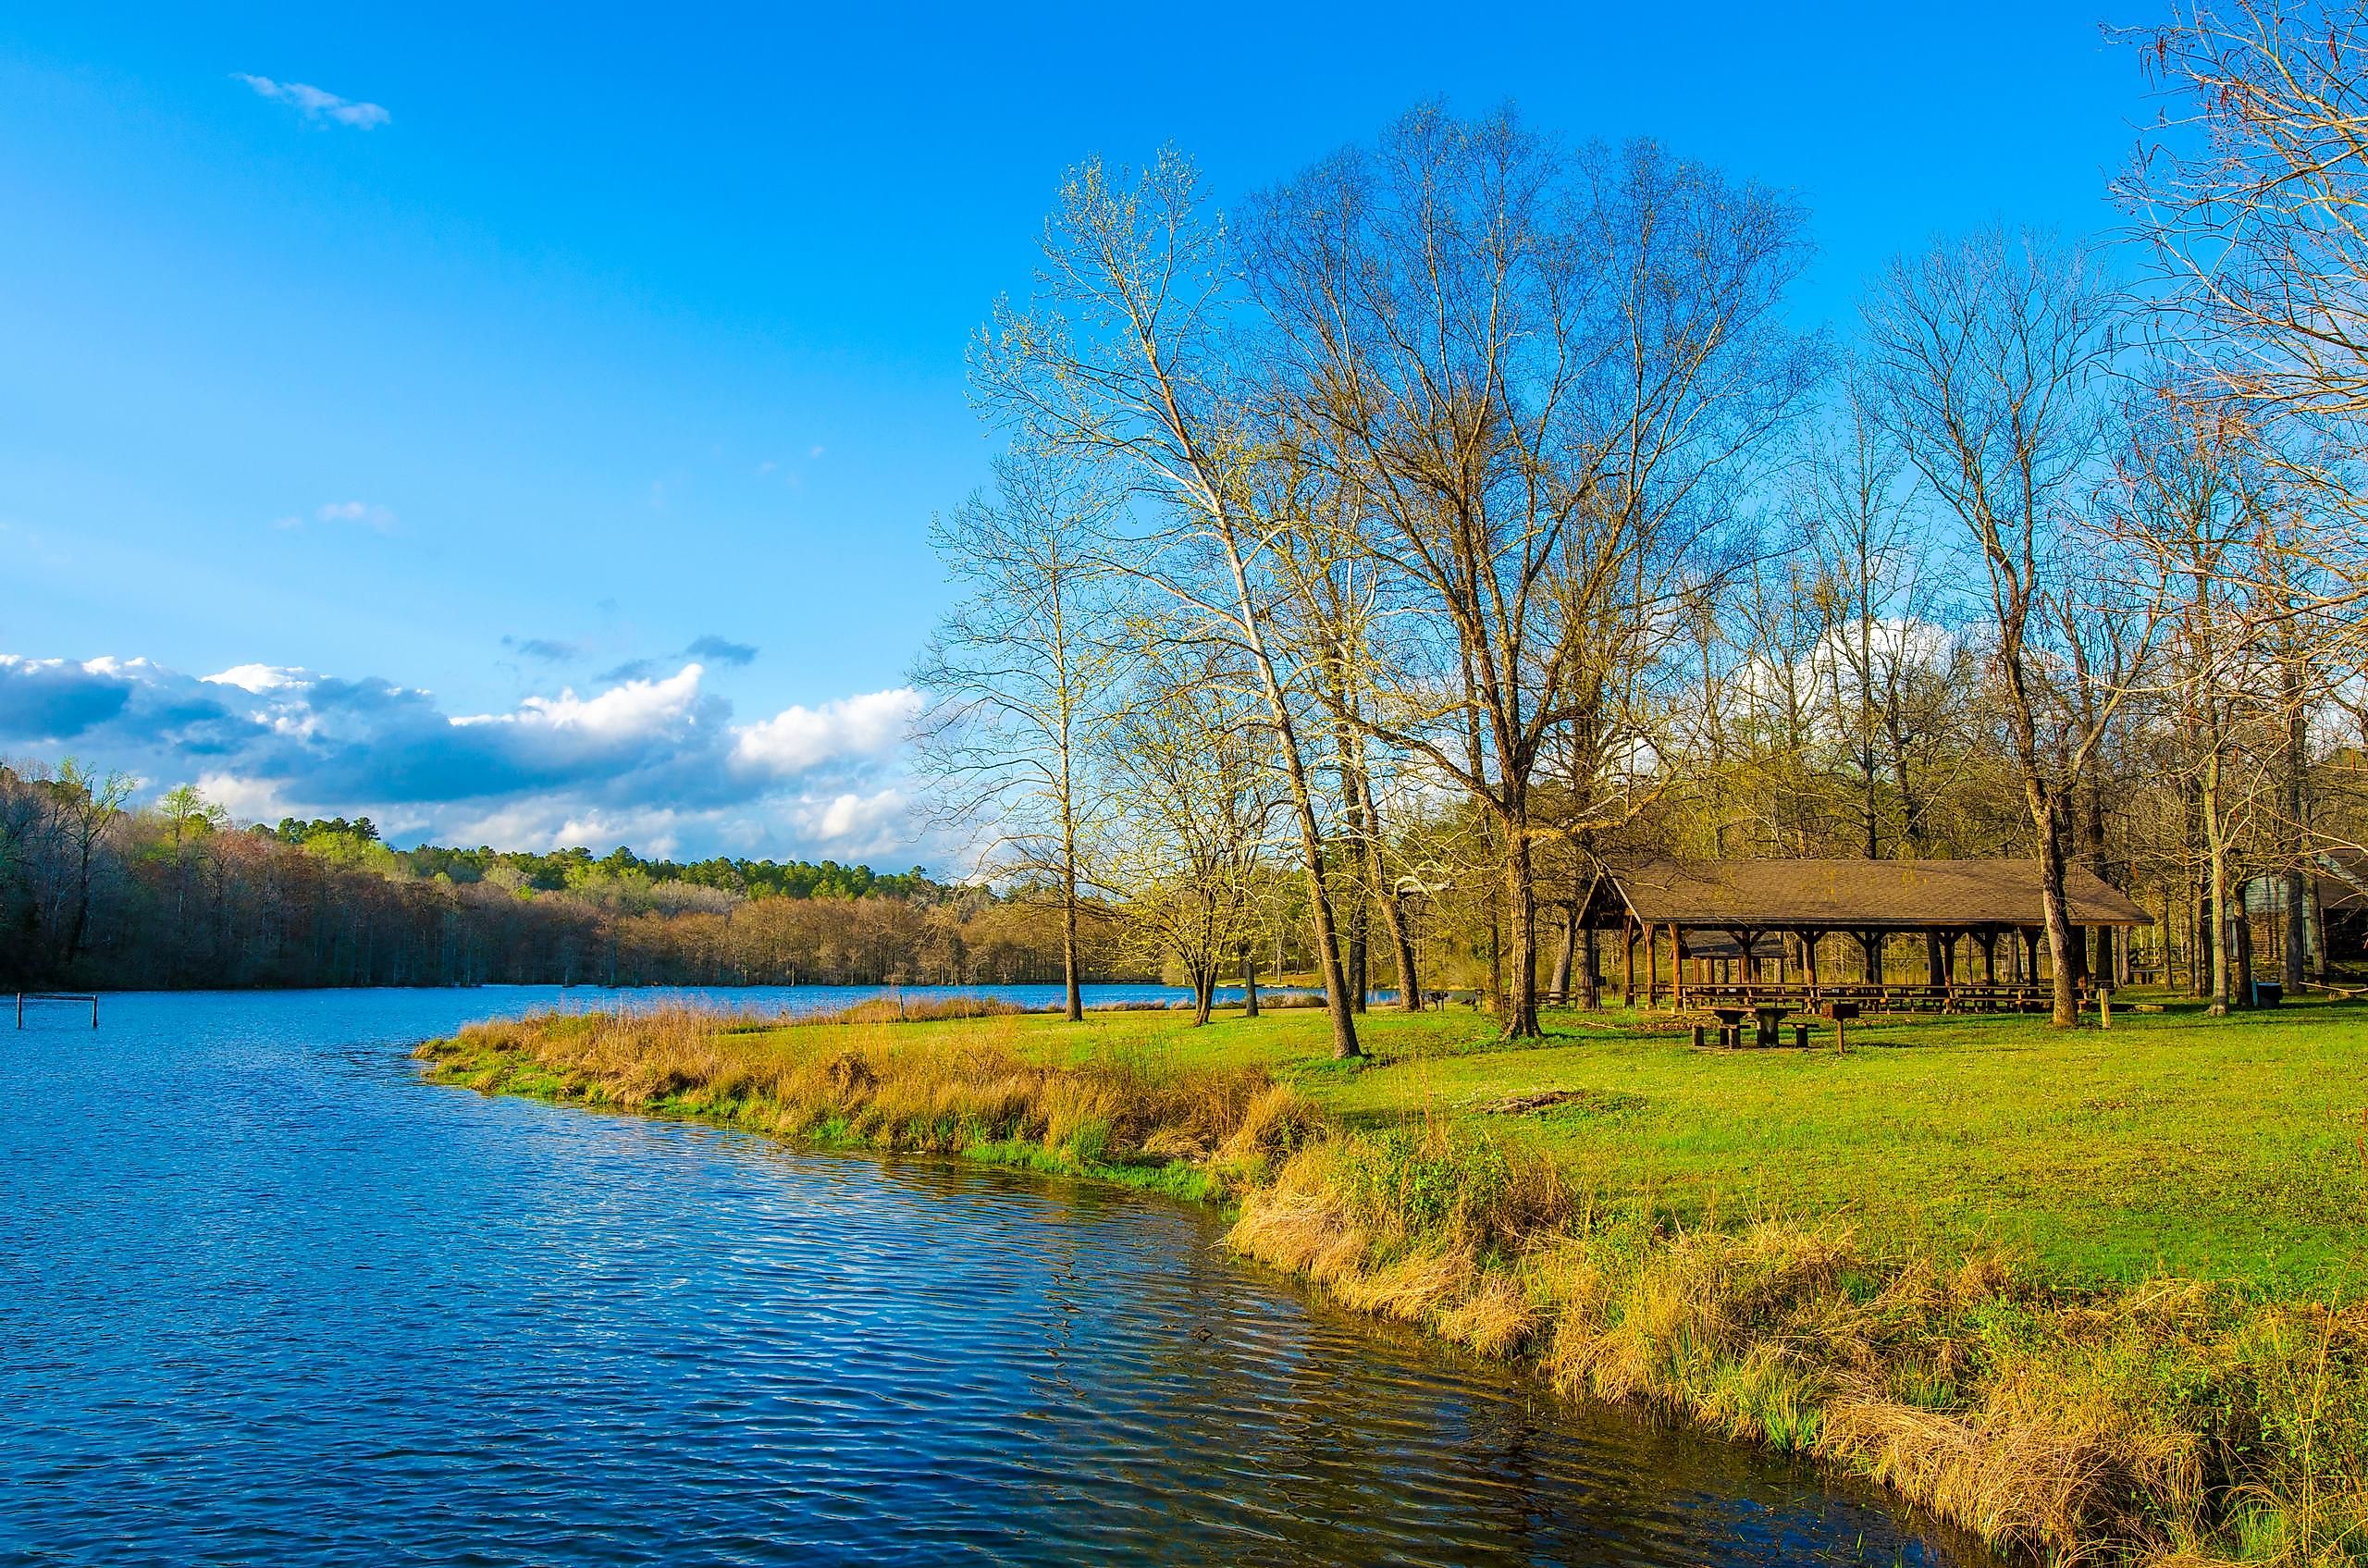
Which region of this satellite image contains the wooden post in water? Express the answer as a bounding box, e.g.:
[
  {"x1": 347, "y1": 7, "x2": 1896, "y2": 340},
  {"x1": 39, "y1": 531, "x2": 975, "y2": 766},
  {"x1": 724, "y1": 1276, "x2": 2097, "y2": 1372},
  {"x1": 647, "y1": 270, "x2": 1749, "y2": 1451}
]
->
[{"x1": 15, "y1": 993, "x2": 97, "y2": 1028}]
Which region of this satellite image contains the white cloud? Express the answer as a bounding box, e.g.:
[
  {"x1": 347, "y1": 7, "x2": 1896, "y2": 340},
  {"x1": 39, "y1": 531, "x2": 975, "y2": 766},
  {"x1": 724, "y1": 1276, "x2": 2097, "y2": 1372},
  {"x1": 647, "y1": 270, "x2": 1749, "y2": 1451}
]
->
[
  {"x1": 192, "y1": 771, "x2": 298, "y2": 824},
  {"x1": 234, "y1": 74, "x2": 390, "y2": 130},
  {"x1": 793, "y1": 788, "x2": 908, "y2": 855},
  {"x1": 460, "y1": 664, "x2": 706, "y2": 742},
  {"x1": 732, "y1": 687, "x2": 918, "y2": 777},
  {"x1": 204, "y1": 663, "x2": 306, "y2": 694}
]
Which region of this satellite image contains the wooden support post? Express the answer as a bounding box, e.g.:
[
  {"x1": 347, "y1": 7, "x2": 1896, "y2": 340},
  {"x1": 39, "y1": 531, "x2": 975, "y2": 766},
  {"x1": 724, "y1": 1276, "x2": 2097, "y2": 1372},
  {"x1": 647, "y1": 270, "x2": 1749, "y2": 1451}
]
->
[
  {"x1": 1622, "y1": 918, "x2": 1636, "y2": 1008},
  {"x1": 1648, "y1": 925, "x2": 1662, "y2": 1008}
]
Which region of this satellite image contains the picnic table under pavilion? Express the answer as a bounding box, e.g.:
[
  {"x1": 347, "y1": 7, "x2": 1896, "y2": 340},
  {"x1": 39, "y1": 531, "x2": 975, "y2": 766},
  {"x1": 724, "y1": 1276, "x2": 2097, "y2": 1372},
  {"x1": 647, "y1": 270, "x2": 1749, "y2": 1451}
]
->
[{"x1": 1578, "y1": 858, "x2": 2153, "y2": 1015}]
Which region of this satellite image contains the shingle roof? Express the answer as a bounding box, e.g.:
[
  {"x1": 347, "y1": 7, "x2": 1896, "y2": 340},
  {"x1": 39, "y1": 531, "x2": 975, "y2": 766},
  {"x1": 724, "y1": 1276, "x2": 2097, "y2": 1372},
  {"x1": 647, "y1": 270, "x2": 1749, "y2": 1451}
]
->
[{"x1": 1587, "y1": 858, "x2": 2153, "y2": 931}]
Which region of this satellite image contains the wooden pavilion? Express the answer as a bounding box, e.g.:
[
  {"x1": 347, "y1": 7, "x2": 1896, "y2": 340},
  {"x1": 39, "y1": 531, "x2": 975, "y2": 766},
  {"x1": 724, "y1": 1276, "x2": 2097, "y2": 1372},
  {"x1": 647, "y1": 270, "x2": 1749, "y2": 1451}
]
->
[{"x1": 1578, "y1": 858, "x2": 2153, "y2": 1012}]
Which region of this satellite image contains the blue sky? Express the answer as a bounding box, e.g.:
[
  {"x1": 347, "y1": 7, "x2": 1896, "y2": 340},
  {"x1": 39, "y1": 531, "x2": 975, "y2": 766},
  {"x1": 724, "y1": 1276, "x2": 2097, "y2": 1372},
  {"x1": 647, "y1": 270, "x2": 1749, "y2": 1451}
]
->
[{"x1": 0, "y1": 3, "x2": 2144, "y2": 862}]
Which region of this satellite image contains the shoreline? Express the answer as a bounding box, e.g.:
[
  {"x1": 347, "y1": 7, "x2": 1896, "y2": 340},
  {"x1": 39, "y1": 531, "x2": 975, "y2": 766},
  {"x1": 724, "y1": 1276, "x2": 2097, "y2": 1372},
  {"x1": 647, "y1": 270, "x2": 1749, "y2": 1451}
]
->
[{"x1": 416, "y1": 1002, "x2": 2368, "y2": 1566}]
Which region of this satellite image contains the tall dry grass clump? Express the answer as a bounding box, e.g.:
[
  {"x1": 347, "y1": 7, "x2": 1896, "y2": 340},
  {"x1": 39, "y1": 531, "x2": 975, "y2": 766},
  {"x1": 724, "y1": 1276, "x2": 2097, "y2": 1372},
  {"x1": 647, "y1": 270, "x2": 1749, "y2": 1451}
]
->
[
  {"x1": 1230, "y1": 1125, "x2": 2368, "y2": 1566},
  {"x1": 796, "y1": 994, "x2": 1037, "y2": 1026},
  {"x1": 416, "y1": 1004, "x2": 1317, "y2": 1199}
]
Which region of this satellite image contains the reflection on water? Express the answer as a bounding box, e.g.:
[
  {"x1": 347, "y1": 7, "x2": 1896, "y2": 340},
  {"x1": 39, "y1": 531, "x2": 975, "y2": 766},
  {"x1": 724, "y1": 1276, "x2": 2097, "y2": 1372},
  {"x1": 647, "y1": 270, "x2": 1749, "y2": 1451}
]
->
[{"x1": 0, "y1": 989, "x2": 1991, "y2": 1565}]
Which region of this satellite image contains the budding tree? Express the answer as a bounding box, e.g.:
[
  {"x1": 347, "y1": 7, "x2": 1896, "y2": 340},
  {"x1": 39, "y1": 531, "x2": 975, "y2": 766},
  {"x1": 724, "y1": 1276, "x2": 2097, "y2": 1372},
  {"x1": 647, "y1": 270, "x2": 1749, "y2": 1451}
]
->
[
  {"x1": 912, "y1": 443, "x2": 1121, "y2": 1021},
  {"x1": 1244, "y1": 106, "x2": 1817, "y2": 1035},
  {"x1": 974, "y1": 150, "x2": 1363, "y2": 1056},
  {"x1": 1860, "y1": 230, "x2": 2155, "y2": 1025}
]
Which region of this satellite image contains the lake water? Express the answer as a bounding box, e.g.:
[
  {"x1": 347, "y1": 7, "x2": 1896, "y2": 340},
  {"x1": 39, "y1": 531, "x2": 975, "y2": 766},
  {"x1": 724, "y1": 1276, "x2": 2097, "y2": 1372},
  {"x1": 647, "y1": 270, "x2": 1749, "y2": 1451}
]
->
[{"x1": 1, "y1": 987, "x2": 1987, "y2": 1565}]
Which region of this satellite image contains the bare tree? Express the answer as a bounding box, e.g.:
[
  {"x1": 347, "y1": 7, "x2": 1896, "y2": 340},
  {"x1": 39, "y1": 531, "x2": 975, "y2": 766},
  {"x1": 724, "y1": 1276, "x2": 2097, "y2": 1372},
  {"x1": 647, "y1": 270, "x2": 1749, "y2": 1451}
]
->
[
  {"x1": 913, "y1": 444, "x2": 1122, "y2": 1022},
  {"x1": 974, "y1": 149, "x2": 1363, "y2": 1057},
  {"x1": 50, "y1": 758, "x2": 136, "y2": 973},
  {"x1": 1245, "y1": 107, "x2": 1818, "y2": 1035},
  {"x1": 2103, "y1": 380, "x2": 2270, "y2": 1010},
  {"x1": 1794, "y1": 390, "x2": 1980, "y2": 859},
  {"x1": 1860, "y1": 231, "x2": 2149, "y2": 1025},
  {"x1": 2125, "y1": 2, "x2": 2368, "y2": 629},
  {"x1": 1103, "y1": 646, "x2": 1279, "y2": 1023},
  {"x1": 1273, "y1": 502, "x2": 1426, "y2": 1010}
]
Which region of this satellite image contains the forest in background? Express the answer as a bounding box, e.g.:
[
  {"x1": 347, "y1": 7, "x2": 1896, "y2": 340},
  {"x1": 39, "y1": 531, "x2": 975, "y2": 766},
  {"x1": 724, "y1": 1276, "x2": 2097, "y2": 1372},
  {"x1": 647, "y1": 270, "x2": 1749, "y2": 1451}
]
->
[{"x1": 0, "y1": 759, "x2": 1129, "y2": 991}]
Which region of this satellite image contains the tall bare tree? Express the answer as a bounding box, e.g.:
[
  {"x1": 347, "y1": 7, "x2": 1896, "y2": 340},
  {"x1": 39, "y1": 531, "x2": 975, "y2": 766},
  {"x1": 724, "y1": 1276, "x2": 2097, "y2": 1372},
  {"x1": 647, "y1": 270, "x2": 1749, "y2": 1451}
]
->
[
  {"x1": 974, "y1": 150, "x2": 1363, "y2": 1057},
  {"x1": 1245, "y1": 106, "x2": 1818, "y2": 1035},
  {"x1": 50, "y1": 758, "x2": 136, "y2": 972},
  {"x1": 912, "y1": 444, "x2": 1121, "y2": 1021},
  {"x1": 1794, "y1": 390, "x2": 1979, "y2": 859},
  {"x1": 1860, "y1": 230, "x2": 2147, "y2": 1025},
  {"x1": 2126, "y1": 1, "x2": 2368, "y2": 635},
  {"x1": 2103, "y1": 380, "x2": 2269, "y2": 1011}
]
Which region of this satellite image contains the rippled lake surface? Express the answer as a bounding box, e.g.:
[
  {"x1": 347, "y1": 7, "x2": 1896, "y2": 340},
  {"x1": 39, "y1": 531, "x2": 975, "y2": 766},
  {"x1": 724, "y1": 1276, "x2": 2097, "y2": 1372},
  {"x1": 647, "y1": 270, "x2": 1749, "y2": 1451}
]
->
[{"x1": 1, "y1": 987, "x2": 1988, "y2": 1565}]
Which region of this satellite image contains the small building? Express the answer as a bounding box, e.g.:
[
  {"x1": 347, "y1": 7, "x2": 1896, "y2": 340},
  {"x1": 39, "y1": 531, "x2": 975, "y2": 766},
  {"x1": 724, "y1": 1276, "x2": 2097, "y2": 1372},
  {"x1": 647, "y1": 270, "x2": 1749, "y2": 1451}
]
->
[
  {"x1": 1579, "y1": 858, "x2": 2153, "y2": 1009},
  {"x1": 2315, "y1": 848, "x2": 2368, "y2": 968}
]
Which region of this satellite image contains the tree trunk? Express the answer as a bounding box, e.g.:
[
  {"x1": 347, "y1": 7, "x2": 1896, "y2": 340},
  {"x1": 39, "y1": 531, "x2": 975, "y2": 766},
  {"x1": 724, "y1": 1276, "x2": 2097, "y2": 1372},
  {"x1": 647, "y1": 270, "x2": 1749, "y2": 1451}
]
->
[
  {"x1": 1499, "y1": 815, "x2": 1540, "y2": 1037},
  {"x1": 2205, "y1": 750, "x2": 2235, "y2": 1015},
  {"x1": 1549, "y1": 907, "x2": 1577, "y2": 1005},
  {"x1": 1061, "y1": 853, "x2": 1084, "y2": 1023},
  {"x1": 2283, "y1": 635, "x2": 2311, "y2": 993},
  {"x1": 1343, "y1": 887, "x2": 1367, "y2": 1015},
  {"x1": 2285, "y1": 870, "x2": 2308, "y2": 991},
  {"x1": 1242, "y1": 950, "x2": 1261, "y2": 1019},
  {"x1": 2310, "y1": 873, "x2": 2329, "y2": 983},
  {"x1": 1222, "y1": 537, "x2": 1360, "y2": 1059},
  {"x1": 2025, "y1": 776, "x2": 2081, "y2": 1027},
  {"x1": 2235, "y1": 883, "x2": 2256, "y2": 1006},
  {"x1": 1355, "y1": 767, "x2": 1422, "y2": 1013}
]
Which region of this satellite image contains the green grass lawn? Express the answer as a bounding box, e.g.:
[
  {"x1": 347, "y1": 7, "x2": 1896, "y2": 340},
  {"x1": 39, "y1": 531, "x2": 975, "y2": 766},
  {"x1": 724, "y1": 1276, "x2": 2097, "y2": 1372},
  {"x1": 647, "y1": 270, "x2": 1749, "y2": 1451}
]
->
[{"x1": 805, "y1": 993, "x2": 2368, "y2": 1296}]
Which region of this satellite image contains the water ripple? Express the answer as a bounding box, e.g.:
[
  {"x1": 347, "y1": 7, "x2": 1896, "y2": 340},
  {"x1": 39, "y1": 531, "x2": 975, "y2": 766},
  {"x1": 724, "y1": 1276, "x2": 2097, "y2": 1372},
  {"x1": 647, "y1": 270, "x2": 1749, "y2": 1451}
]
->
[{"x1": 0, "y1": 989, "x2": 1991, "y2": 1566}]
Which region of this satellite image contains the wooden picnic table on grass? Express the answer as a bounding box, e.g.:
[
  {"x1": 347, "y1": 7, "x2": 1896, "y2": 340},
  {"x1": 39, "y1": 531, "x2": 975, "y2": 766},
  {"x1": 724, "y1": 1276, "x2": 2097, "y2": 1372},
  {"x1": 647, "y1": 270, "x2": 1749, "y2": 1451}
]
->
[{"x1": 1702, "y1": 1001, "x2": 1794, "y2": 1047}]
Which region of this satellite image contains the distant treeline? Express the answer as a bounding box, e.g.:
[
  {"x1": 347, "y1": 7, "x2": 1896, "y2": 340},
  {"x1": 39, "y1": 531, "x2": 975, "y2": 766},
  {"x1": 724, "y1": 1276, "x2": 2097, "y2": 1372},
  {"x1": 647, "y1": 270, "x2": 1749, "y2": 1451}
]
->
[
  {"x1": 0, "y1": 761, "x2": 1138, "y2": 991},
  {"x1": 258, "y1": 814, "x2": 940, "y2": 902}
]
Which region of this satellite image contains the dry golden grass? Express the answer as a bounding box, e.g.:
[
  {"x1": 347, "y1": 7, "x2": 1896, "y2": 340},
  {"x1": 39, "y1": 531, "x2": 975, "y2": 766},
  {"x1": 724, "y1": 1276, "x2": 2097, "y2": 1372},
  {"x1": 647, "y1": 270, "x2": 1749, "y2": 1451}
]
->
[
  {"x1": 795, "y1": 993, "x2": 1037, "y2": 1025},
  {"x1": 418, "y1": 1004, "x2": 1314, "y2": 1200},
  {"x1": 1228, "y1": 1132, "x2": 2368, "y2": 1566},
  {"x1": 424, "y1": 1003, "x2": 2368, "y2": 1567}
]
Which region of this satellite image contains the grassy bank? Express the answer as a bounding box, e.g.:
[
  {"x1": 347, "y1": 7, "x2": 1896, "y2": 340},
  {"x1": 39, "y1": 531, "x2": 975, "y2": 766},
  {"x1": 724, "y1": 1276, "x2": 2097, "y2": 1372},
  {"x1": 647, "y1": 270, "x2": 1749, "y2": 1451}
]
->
[{"x1": 417, "y1": 994, "x2": 2368, "y2": 1565}]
